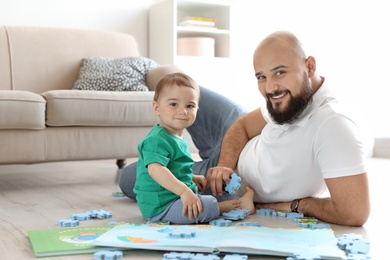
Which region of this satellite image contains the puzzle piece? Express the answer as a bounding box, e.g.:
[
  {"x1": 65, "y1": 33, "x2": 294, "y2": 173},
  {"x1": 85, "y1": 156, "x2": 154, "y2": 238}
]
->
[
  {"x1": 337, "y1": 233, "x2": 364, "y2": 250},
  {"x1": 224, "y1": 173, "x2": 241, "y2": 194},
  {"x1": 57, "y1": 218, "x2": 79, "y2": 227},
  {"x1": 192, "y1": 253, "x2": 220, "y2": 260},
  {"x1": 272, "y1": 209, "x2": 288, "y2": 217},
  {"x1": 90, "y1": 209, "x2": 112, "y2": 219},
  {"x1": 236, "y1": 222, "x2": 261, "y2": 227},
  {"x1": 345, "y1": 239, "x2": 370, "y2": 254},
  {"x1": 297, "y1": 222, "x2": 330, "y2": 229},
  {"x1": 93, "y1": 250, "x2": 123, "y2": 260},
  {"x1": 256, "y1": 208, "x2": 274, "y2": 215},
  {"x1": 162, "y1": 252, "x2": 195, "y2": 259},
  {"x1": 286, "y1": 212, "x2": 304, "y2": 219},
  {"x1": 222, "y1": 209, "x2": 249, "y2": 220},
  {"x1": 169, "y1": 229, "x2": 196, "y2": 238},
  {"x1": 209, "y1": 218, "x2": 232, "y2": 226},
  {"x1": 70, "y1": 212, "x2": 91, "y2": 221},
  {"x1": 223, "y1": 254, "x2": 248, "y2": 260},
  {"x1": 346, "y1": 253, "x2": 371, "y2": 260}
]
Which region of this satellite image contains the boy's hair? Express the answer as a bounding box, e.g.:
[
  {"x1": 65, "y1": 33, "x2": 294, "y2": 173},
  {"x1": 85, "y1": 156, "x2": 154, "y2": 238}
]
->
[{"x1": 153, "y1": 72, "x2": 200, "y2": 102}]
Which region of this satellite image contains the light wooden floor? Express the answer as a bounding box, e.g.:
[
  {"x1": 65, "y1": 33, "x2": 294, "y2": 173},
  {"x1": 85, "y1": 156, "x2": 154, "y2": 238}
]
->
[{"x1": 0, "y1": 158, "x2": 387, "y2": 259}]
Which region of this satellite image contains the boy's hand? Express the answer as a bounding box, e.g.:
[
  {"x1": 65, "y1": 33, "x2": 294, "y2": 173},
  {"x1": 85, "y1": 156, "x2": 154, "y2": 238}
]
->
[{"x1": 180, "y1": 188, "x2": 203, "y2": 220}]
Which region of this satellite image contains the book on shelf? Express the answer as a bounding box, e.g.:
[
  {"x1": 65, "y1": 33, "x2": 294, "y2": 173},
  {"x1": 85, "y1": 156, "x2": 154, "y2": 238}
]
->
[
  {"x1": 178, "y1": 16, "x2": 216, "y2": 27},
  {"x1": 93, "y1": 223, "x2": 345, "y2": 259},
  {"x1": 28, "y1": 225, "x2": 122, "y2": 257}
]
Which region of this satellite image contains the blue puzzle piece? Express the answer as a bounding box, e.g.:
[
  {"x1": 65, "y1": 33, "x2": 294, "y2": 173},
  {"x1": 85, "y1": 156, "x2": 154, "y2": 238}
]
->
[
  {"x1": 236, "y1": 222, "x2": 261, "y2": 227},
  {"x1": 286, "y1": 212, "x2": 304, "y2": 219},
  {"x1": 223, "y1": 254, "x2": 248, "y2": 260},
  {"x1": 209, "y1": 218, "x2": 232, "y2": 226},
  {"x1": 169, "y1": 229, "x2": 196, "y2": 238},
  {"x1": 91, "y1": 209, "x2": 112, "y2": 219},
  {"x1": 346, "y1": 253, "x2": 371, "y2": 260},
  {"x1": 346, "y1": 239, "x2": 370, "y2": 254},
  {"x1": 57, "y1": 218, "x2": 79, "y2": 227},
  {"x1": 192, "y1": 253, "x2": 220, "y2": 260},
  {"x1": 225, "y1": 173, "x2": 241, "y2": 195},
  {"x1": 222, "y1": 209, "x2": 249, "y2": 220},
  {"x1": 93, "y1": 250, "x2": 123, "y2": 260},
  {"x1": 337, "y1": 233, "x2": 364, "y2": 250},
  {"x1": 256, "y1": 208, "x2": 274, "y2": 215},
  {"x1": 163, "y1": 252, "x2": 195, "y2": 259},
  {"x1": 70, "y1": 212, "x2": 91, "y2": 221}
]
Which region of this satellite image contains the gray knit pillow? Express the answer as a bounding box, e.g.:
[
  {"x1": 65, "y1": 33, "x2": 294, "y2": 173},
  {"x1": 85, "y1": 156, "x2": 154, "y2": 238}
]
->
[{"x1": 73, "y1": 57, "x2": 159, "y2": 91}]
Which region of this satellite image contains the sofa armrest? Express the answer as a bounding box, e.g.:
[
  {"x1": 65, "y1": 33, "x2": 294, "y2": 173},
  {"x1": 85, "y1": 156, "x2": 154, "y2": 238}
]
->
[{"x1": 146, "y1": 65, "x2": 184, "y2": 91}]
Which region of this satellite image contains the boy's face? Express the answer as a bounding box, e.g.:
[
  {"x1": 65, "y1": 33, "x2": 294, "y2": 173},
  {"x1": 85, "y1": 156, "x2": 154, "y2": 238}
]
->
[{"x1": 153, "y1": 84, "x2": 199, "y2": 136}]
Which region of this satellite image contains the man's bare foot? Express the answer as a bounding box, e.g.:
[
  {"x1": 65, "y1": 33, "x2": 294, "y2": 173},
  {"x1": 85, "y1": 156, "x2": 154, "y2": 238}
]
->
[
  {"x1": 218, "y1": 199, "x2": 241, "y2": 214},
  {"x1": 239, "y1": 186, "x2": 255, "y2": 214}
]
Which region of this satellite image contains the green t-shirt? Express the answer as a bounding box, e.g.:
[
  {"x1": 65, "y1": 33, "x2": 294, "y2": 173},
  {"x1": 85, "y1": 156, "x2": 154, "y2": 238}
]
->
[{"x1": 134, "y1": 124, "x2": 196, "y2": 218}]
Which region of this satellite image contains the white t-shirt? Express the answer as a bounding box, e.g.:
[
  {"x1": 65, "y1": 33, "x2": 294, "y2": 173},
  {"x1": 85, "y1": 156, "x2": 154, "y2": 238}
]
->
[{"x1": 236, "y1": 82, "x2": 366, "y2": 203}]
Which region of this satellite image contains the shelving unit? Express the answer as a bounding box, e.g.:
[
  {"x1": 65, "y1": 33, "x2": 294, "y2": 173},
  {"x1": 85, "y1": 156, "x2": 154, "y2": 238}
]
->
[{"x1": 149, "y1": 0, "x2": 233, "y2": 89}]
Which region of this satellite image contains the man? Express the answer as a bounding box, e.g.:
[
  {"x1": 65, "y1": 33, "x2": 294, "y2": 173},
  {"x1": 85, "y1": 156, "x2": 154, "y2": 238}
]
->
[
  {"x1": 206, "y1": 31, "x2": 370, "y2": 226},
  {"x1": 119, "y1": 31, "x2": 370, "y2": 226}
]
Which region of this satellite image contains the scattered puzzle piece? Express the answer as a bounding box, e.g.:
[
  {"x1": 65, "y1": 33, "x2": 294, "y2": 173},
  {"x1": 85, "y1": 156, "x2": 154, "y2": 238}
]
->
[
  {"x1": 256, "y1": 208, "x2": 274, "y2": 215},
  {"x1": 236, "y1": 222, "x2": 261, "y2": 227},
  {"x1": 192, "y1": 253, "x2": 220, "y2": 260},
  {"x1": 286, "y1": 212, "x2": 304, "y2": 219},
  {"x1": 163, "y1": 252, "x2": 195, "y2": 259},
  {"x1": 222, "y1": 209, "x2": 250, "y2": 220},
  {"x1": 93, "y1": 250, "x2": 123, "y2": 260},
  {"x1": 70, "y1": 212, "x2": 91, "y2": 221},
  {"x1": 225, "y1": 173, "x2": 241, "y2": 195},
  {"x1": 169, "y1": 229, "x2": 196, "y2": 238},
  {"x1": 57, "y1": 218, "x2": 79, "y2": 227},
  {"x1": 91, "y1": 209, "x2": 112, "y2": 219},
  {"x1": 210, "y1": 218, "x2": 232, "y2": 226}
]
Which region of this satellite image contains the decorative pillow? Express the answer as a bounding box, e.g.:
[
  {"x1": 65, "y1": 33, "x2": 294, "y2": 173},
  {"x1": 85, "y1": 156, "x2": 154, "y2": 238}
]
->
[{"x1": 73, "y1": 56, "x2": 160, "y2": 91}]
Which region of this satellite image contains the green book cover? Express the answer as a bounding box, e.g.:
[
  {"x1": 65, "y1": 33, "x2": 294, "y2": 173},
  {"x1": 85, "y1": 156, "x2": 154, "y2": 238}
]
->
[{"x1": 28, "y1": 225, "x2": 120, "y2": 257}]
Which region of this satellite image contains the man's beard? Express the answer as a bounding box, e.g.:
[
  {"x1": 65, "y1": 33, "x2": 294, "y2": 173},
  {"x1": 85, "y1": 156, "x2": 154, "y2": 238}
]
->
[{"x1": 266, "y1": 74, "x2": 314, "y2": 125}]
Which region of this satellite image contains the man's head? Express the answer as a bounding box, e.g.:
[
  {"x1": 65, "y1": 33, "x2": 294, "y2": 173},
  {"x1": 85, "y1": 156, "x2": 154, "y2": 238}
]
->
[{"x1": 253, "y1": 31, "x2": 319, "y2": 124}]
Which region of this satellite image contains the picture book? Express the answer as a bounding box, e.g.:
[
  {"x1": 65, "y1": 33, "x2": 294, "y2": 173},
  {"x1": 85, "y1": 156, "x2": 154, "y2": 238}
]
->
[
  {"x1": 93, "y1": 223, "x2": 346, "y2": 259},
  {"x1": 28, "y1": 225, "x2": 123, "y2": 257}
]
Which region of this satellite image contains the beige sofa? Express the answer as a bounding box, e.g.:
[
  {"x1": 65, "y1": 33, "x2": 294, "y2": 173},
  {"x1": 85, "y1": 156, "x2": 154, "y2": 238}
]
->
[{"x1": 0, "y1": 26, "x2": 184, "y2": 167}]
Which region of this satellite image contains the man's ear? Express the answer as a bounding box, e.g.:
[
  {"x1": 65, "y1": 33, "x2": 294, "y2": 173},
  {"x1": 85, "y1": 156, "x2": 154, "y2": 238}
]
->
[
  {"x1": 152, "y1": 101, "x2": 160, "y2": 116},
  {"x1": 306, "y1": 56, "x2": 316, "y2": 77}
]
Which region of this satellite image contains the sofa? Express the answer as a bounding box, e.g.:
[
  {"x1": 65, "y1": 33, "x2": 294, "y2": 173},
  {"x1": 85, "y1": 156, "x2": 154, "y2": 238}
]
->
[{"x1": 0, "y1": 25, "x2": 187, "y2": 167}]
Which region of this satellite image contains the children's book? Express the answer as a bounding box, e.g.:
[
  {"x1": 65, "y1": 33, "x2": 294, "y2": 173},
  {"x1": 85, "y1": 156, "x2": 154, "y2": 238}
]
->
[
  {"x1": 93, "y1": 223, "x2": 346, "y2": 259},
  {"x1": 28, "y1": 225, "x2": 123, "y2": 257}
]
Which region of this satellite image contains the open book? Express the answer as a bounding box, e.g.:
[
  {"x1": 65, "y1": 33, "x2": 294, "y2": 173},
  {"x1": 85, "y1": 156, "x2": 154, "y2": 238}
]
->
[
  {"x1": 93, "y1": 223, "x2": 345, "y2": 259},
  {"x1": 28, "y1": 225, "x2": 120, "y2": 257}
]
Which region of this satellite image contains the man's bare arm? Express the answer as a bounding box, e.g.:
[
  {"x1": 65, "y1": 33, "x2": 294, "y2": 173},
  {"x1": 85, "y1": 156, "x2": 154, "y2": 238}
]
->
[{"x1": 257, "y1": 173, "x2": 370, "y2": 226}]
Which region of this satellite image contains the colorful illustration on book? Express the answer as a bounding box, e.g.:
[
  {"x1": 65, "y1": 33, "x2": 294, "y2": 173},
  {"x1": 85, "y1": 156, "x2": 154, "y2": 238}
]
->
[{"x1": 58, "y1": 227, "x2": 112, "y2": 246}]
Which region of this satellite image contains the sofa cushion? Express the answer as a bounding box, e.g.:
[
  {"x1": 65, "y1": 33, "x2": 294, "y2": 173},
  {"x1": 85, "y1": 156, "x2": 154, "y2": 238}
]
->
[
  {"x1": 0, "y1": 90, "x2": 46, "y2": 130},
  {"x1": 42, "y1": 90, "x2": 159, "y2": 126},
  {"x1": 73, "y1": 57, "x2": 160, "y2": 92}
]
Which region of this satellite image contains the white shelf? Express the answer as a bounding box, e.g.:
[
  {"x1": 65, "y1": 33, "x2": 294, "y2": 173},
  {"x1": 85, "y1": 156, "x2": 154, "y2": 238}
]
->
[{"x1": 149, "y1": 0, "x2": 232, "y2": 89}]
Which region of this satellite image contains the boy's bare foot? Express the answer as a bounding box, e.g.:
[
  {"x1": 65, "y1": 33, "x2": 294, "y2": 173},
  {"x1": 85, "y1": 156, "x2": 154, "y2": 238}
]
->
[
  {"x1": 218, "y1": 199, "x2": 241, "y2": 214},
  {"x1": 239, "y1": 186, "x2": 255, "y2": 214}
]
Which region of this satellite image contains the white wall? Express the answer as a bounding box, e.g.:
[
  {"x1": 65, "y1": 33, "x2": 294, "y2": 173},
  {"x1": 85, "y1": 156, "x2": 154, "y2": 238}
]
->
[{"x1": 1, "y1": 0, "x2": 388, "y2": 139}]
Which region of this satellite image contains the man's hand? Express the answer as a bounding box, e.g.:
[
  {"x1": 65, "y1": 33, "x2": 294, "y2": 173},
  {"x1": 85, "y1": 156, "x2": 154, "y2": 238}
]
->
[
  {"x1": 179, "y1": 188, "x2": 203, "y2": 220},
  {"x1": 192, "y1": 175, "x2": 207, "y2": 192},
  {"x1": 207, "y1": 166, "x2": 234, "y2": 196}
]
